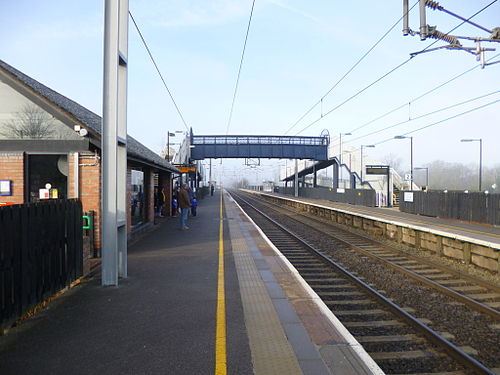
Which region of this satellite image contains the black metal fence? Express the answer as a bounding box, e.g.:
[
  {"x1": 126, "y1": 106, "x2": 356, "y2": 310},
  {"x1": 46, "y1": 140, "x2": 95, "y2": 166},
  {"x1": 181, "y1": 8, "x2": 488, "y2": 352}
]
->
[
  {"x1": 0, "y1": 199, "x2": 83, "y2": 329},
  {"x1": 399, "y1": 190, "x2": 500, "y2": 225},
  {"x1": 281, "y1": 186, "x2": 377, "y2": 207}
]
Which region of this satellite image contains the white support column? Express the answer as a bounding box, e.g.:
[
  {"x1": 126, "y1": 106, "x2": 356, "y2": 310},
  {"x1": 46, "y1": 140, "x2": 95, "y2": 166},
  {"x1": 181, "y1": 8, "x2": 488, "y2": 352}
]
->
[
  {"x1": 73, "y1": 152, "x2": 79, "y2": 198},
  {"x1": 102, "y1": 0, "x2": 128, "y2": 286},
  {"x1": 294, "y1": 159, "x2": 298, "y2": 197},
  {"x1": 117, "y1": 0, "x2": 129, "y2": 279}
]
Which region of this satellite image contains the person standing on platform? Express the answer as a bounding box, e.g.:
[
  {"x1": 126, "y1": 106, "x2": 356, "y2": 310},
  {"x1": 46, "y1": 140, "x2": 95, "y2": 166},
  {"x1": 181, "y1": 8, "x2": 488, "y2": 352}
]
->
[
  {"x1": 178, "y1": 183, "x2": 191, "y2": 230},
  {"x1": 160, "y1": 188, "x2": 166, "y2": 216},
  {"x1": 172, "y1": 187, "x2": 178, "y2": 216},
  {"x1": 210, "y1": 184, "x2": 215, "y2": 196},
  {"x1": 154, "y1": 187, "x2": 165, "y2": 217},
  {"x1": 153, "y1": 187, "x2": 158, "y2": 215},
  {"x1": 190, "y1": 195, "x2": 198, "y2": 217}
]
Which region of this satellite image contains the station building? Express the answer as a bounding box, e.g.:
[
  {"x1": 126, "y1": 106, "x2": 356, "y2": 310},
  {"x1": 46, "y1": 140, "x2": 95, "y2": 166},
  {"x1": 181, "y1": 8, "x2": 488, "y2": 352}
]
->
[{"x1": 0, "y1": 59, "x2": 179, "y2": 273}]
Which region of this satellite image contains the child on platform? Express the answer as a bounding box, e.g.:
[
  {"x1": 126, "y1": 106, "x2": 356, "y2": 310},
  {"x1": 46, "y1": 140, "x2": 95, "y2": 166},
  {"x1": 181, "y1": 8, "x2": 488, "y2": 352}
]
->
[{"x1": 190, "y1": 195, "x2": 198, "y2": 217}]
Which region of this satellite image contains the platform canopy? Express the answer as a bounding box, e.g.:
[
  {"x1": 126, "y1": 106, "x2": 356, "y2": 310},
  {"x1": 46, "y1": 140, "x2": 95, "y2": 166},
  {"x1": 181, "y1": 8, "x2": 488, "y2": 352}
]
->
[
  {"x1": 190, "y1": 132, "x2": 329, "y2": 161},
  {"x1": 281, "y1": 158, "x2": 337, "y2": 181}
]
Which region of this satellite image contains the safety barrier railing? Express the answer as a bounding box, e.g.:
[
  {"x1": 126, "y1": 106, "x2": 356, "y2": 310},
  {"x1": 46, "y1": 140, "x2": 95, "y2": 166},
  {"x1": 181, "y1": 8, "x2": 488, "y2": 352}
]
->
[{"x1": 191, "y1": 135, "x2": 329, "y2": 146}]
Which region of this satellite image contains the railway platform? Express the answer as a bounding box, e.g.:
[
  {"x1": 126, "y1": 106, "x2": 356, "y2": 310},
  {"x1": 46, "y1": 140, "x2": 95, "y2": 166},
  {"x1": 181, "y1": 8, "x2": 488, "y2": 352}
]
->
[
  {"x1": 265, "y1": 192, "x2": 500, "y2": 245},
  {"x1": 248, "y1": 191, "x2": 500, "y2": 275},
  {"x1": 0, "y1": 190, "x2": 381, "y2": 375}
]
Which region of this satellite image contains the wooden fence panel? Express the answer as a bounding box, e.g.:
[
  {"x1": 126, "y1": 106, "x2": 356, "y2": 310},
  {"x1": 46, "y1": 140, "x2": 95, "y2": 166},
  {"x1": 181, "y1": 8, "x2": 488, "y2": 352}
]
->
[
  {"x1": 399, "y1": 191, "x2": 499, "y2": 225},
  {"x1": 0, "y1": 199, "x2": 83, "y2": 329}
]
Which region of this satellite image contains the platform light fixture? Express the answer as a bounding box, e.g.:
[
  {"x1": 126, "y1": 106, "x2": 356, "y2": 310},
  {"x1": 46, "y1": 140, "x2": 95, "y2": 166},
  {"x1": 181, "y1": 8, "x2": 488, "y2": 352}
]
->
[
  {"x1": 394, "y1": 135, "x2": 413, "y2": 191},
  {"x1": 460, "y1": 138, "x2": 482, "y2": 191},
  {"x1": 339, "y1": 132, "x2": 352, "y2": 166},
  {"x1": 166, "y1": 130, "x2": 184, "y2": 162},
  {"x1": 360, "y1": 144, "x2": 375, "y2": 183}
]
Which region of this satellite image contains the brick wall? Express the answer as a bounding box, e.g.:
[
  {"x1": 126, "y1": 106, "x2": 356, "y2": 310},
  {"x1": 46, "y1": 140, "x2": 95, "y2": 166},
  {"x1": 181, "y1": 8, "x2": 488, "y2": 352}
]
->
[
  {"x1": 78, "y1": 152, "x2": 101, "y2": 253},
  {"x1": 1, "y1": 151, "x2": 175, "y2": 263},
  {"x1": 145, "y1": 169, "x2": 154, "y2": 223},
  {"x1": 160, "y1": 172, "x2": 172, "y2": 216},
  {"x1": 68, "y1": 153, "x2": 76, "y2": 199},
  {"x1": 0, "y1": 152, "x2": 99, "y2": 274},
  {"x1": 69, "y1": 152, "x2": 97, "y2": 271},
  {"x1": 0, "y1": 153, "x2": 24, "y2": 204}
]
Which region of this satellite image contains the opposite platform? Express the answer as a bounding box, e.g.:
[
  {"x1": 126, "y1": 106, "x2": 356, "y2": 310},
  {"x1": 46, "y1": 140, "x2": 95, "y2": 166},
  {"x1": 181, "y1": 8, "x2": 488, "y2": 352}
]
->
[{"x1": 259, "y1": 191, "x2": 500, "y2": 246}]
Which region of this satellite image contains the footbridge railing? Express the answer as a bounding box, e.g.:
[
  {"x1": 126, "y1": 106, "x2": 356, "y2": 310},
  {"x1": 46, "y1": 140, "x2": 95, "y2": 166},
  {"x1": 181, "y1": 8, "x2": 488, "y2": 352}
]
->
[{"x1": 190, "y1": 134, "x2": 329, "y2": 160}]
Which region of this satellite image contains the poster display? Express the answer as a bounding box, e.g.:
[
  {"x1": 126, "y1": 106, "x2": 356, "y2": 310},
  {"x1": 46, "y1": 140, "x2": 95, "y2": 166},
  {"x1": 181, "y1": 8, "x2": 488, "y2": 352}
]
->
[{"x1": 0, "y1": 180, "x2": 12, "y2": 196}]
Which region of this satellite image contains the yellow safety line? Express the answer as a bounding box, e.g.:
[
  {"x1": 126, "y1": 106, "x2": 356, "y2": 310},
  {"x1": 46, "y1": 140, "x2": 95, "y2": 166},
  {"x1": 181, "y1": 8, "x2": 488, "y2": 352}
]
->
[{"x1": 215, "y1": 191, "x2": 227, "y2": 375}]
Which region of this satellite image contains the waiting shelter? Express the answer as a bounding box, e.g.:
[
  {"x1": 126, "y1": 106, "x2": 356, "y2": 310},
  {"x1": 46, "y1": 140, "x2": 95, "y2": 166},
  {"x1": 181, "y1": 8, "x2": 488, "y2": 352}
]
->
[{"x1": 0, "y1": 59, "x2": 179, "y2": 273}]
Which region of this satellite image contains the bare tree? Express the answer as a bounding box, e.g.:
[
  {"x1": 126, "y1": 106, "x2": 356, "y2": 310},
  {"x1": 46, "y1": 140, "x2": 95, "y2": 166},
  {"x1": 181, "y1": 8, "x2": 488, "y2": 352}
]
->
[
  {"x1": 483, "y1": 164, "x2": 500, "y2": 192},
  {"x1": 381, "y1": 153, "x2": 404, "y2": 175},
  {"x1": 0, "y1": 103, "x2": 55, "y2": 139},
  {"x1": 237, "y1": 177, "x2": 250, "y2": 188}
]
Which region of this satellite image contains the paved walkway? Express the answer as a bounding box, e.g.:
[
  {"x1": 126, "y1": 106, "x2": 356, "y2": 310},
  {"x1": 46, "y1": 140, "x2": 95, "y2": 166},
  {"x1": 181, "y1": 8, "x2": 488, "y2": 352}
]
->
[
  {"x1": 0, "y1": 191, "x2": 252, "y2": 375},
  {"x1": 0, "y1": 190, "x2": 382, "y2": 375}
]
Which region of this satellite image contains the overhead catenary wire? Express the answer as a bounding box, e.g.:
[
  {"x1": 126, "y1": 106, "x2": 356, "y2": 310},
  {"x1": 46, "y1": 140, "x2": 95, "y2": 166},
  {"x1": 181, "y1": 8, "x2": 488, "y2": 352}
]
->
[
  {"x1": 348, "y1": 52, "x2": 500, "y2": 134},
  {"x1": 293, "y1": 1, "x2": 497, "y2": 136},
  {"x1": 128, "y1": 11, "x2": 190, "y2": 131},
  {"x1": 347, "y1": 90, "x2": 500, "y2": 144},
  {"x1": 342, "y1": 97, "x2": 500, "y2": 157},
  {"x1": 283, "y1": 0, "x2": 419, "y2": 136},
  {"x1": 226, "y1": 0, "x2": 257, "y2": 135},
  {"x1": 374, "y1": 98, "x2": 500, "y2": 146},
  {"x1": 425, "y1": 0, "x2": 494, "y2": 35},
  {"x1": 294, "y1": 58, "x2": 413, "y2": 135}
]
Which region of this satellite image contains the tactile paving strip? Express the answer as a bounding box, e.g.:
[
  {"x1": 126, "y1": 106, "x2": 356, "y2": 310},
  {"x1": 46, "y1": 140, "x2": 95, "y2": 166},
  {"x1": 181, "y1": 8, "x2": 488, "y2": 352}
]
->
[{"x1": 226, "y1": 201, "x2": 303, "y2": 375}]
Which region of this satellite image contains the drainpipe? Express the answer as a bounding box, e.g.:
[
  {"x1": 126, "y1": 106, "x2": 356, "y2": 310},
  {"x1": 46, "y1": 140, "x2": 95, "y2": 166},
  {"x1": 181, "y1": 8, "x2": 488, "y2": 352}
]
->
[{"x1": 74, "y1": 152, "x2": 79, "y2": 198}]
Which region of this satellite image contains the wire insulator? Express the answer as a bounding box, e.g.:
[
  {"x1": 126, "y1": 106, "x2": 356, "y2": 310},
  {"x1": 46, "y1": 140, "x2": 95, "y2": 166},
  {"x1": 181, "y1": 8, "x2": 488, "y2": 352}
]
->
[
  {"x1": 428, "y1": 29, "x2": 461, "y2": 46},
  {"x1": 425, "y1": 0, "x2": 442, "y2": 11},
  {"x1": 491, "y1": 27, "x2": 500, "y2": 40}
]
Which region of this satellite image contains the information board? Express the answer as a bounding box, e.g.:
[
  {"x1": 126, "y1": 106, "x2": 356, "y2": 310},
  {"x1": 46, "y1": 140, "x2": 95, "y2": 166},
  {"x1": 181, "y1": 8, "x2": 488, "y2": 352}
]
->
[{"x1": 365, "y1": 165, "x2": 389, "y2": 175}]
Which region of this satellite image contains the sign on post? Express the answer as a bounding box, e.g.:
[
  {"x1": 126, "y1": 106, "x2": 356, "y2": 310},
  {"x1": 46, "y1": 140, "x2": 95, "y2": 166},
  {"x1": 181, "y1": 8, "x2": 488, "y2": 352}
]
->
[
  {"x1": 366, "y1": 165, "x2": 389, "y2": 175},
  {"x1": 177, "y1": 166, "x2": 196, "y2": 173},
  {"x1": 365, "y1": 165, "x2": 392, "y2": 208},
  {"x1": 404, "y1": 192, "x2": 414, "y2": 202}
]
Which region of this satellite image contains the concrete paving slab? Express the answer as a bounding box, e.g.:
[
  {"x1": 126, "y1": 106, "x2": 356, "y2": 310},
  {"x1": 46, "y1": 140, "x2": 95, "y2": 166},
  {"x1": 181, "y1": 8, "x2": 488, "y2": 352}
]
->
[{"x1": 0, "y1": 191, "x2": 252, "y2": 375}]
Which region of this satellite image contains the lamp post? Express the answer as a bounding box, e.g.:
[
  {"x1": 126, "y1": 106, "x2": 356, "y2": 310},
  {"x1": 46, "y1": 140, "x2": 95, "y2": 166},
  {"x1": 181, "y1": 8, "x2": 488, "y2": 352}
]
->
[
  {"x1": 395, "y1": 135, "x2": 413, "y2": 190},
  {"x1": 167, "y1": 130, "x2": 184, "y2": 162},
  {"x1": 461, "y1": 138, "x2": 482, "y2": 191},
  {"x1": 360, "y1": 144, "x2": 375, "y2": 183},
  {"x1": 340, "y1": 132, "x2": 352, "y2": 189},
  {"x1": 414, "y1": 167, "x2": 429, "y2": 189},
  {"x1": 339, "y1": 132, "x2": 352, "y2": 166}
]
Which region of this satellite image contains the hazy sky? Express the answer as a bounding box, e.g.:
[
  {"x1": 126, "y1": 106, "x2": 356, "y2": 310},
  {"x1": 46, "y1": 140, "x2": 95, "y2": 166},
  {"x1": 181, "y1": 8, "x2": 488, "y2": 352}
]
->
[{"x1": 1, "y1": 0, "x2": 499, "y2": 184}]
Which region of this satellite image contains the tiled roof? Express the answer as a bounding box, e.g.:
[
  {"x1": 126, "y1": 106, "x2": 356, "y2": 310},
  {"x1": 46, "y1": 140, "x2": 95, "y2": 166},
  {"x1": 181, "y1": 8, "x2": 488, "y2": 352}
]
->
[{"x1": 0, "y1": 59, "x2": 179, "y2": 173}]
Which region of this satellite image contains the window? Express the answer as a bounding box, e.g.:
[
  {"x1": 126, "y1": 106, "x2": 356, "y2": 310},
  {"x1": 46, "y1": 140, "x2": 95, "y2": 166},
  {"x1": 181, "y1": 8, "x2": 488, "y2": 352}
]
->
[
  {"x1": 27, "y1": 154, "x2": 68, "y2": 202},
  {"x1": 130, "y1": 169, "x2": 145, "y2": 226}
]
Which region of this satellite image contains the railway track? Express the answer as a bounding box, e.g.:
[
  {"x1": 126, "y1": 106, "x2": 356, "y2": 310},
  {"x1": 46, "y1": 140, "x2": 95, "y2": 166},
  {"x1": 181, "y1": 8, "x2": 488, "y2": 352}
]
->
[
  {"x1": 230, "y1": 190, "x2": 499, "y2": 375},
  {"x1": 251, "y1": 193, "x2": 500, "y2": 320}
]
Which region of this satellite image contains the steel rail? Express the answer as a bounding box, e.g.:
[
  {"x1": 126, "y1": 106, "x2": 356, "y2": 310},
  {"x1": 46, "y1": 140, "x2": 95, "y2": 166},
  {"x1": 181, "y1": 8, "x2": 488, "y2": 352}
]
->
[
  {"x1": 257, "y1": 195, "x2": 500, "y2": 320},
  {"x1": 252, "y1": 192, "x2": 500, "y2": 317},
  {"x1": 232, "y1": 191, "x2": 496, "y2": 375}
]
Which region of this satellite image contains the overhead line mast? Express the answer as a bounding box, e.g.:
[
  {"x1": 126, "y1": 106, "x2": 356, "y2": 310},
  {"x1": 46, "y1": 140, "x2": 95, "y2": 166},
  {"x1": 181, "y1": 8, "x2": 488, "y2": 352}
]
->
[{"x1": 403, "y1": 0, "x2": 500, "y2": 67}]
